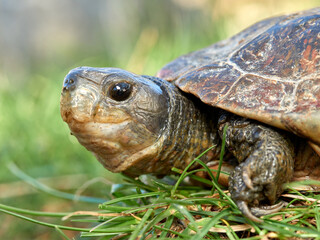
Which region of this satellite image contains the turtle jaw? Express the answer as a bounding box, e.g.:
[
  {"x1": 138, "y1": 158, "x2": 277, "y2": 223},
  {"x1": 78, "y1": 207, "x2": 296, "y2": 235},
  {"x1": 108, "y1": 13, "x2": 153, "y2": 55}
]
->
[
  {"x1": 60, "y1": 83, "x2": 138, "y2": 171},
  {"x1": 61, "y1": 93, "x2": 161, "y2": 173},
  {"x1": 63, "y1": 119, "x2": 160, "y2": 172},
  {"x1": 60, "y1": 67, "x2": 172, "y2": 175},
  {"x1": 60, "y1": 67, "x2": 221, "y2": 176}
]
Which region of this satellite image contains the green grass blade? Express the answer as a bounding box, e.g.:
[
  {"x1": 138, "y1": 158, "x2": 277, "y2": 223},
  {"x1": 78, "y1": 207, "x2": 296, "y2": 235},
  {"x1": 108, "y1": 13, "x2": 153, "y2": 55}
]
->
[
  {"x1": 171, "y1": 204, "x2": 197, "y2": 230},
  {"x1": 101, "y1": 191, "x2": 162, "y2": 206},
  {"x1": 55, "y1": 226, "x2": 71, "y2": 240},
  {"x1": 0, "y1": 208, "x2": 133, "y2": 233},
  {"x1": 171, "y1": 146, "x2": 215, "y2": 196},
  {"x1": 159, "y1": 214, "x2": 175, "y2": 238},
  {"x1": 153, "y1": 224, "x2": 190, "y2": 238},
  {"x1": 216, "y1": 124, "x2": 227, "y2": 182},
  {"x1": 191, "y1": 209, "x2": 231, "y2": 240},
  {"x1": 7, "y1": 161, "x2": 105, "y2": 204},
  {"x1": 140, "y1": 207, "x2": 176, "y2": 238},
  {"x1": 0, "y1": 203, "x2": 68, "y2": 217},
  {"x1": 129, "y1": 208, "x2": 153, "y2": 240},
  {"x1": 121, "y1": 174, "x2": 159, "y2": 192},
  {"x1": 315, "y1": 205, "x2": 320, "y2": 231}
]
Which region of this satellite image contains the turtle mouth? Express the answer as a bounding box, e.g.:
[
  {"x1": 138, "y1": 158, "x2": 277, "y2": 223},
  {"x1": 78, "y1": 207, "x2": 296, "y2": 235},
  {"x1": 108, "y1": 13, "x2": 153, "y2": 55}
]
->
[
  {"x1": 60, "y1": 97, "x2": 159, "y2": 172},
  {"x1": 67, "y1": 119, "x2": 132, "y2": 171},
  {"x1": 64, "y1": 117, "x2": 159, "y2": 172},
  {"x1": 60, "y1": 83, "x2": 97, "y2": 122},
  {"x1": 60, "y1": 86, "x2": 135, "y2": 171},
  {"x1": 60, "y1": 67, "x2": 173, "y2": 174}
]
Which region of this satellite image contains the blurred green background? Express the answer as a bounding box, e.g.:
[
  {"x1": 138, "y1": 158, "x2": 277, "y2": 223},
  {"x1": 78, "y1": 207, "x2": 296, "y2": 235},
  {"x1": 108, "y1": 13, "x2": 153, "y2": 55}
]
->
[{"x1": 1, "y1": 0, "x2": 320, "y2": 239}]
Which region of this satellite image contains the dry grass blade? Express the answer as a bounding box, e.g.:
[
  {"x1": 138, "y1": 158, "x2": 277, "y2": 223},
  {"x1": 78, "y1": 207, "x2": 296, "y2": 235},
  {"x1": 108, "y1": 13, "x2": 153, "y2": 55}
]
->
[
  {"x1": 282, "y1": 193, "x2": 320, "y2": 204},
  {"x1": 62, "y1": 211, "x2": 136, "y2": 221},
  {"x1": 208, "y1": 224, "x2": 253, "y2": 233}
]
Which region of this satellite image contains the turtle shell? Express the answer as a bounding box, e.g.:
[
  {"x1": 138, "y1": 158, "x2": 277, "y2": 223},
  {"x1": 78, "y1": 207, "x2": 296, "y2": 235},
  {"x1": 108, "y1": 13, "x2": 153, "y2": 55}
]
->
[{"x1": 157, "y1": 8, "x2": 320, "y2": 147}]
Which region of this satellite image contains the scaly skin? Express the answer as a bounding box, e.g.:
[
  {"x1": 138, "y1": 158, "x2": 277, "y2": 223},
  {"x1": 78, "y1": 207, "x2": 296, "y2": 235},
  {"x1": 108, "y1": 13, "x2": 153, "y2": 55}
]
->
[
  {"x1": 61, "y1": 67, "x2": 319, "y2": 222},
  {"x1": 61, "y1": 8, "x2": 320, "y2": 222},
  {"x1": 122, "y1": 78, "x2": 222, "y2": 176},
  {"x1": 60, "y1": 67, "x2": 221, "y2": 177},
  {"x1": 217, "y1": 112, "x2": 295, "y2": 222}
]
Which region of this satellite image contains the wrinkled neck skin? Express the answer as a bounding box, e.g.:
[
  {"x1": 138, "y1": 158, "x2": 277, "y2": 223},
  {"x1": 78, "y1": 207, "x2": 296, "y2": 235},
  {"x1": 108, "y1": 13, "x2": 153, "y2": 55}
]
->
[
  {"x1": 122, "y1": 77, "x2": 222, "y2": 176},
  {"x1": 60, "y1": 67, "x2": 221, "y2": 177}
]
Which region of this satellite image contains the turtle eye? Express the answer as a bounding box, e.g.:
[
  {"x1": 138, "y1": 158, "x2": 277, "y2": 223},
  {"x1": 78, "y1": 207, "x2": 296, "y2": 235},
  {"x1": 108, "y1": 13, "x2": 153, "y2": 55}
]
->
[{"x1": 108, "y1": 82, "x2": 133, "y2": 101}]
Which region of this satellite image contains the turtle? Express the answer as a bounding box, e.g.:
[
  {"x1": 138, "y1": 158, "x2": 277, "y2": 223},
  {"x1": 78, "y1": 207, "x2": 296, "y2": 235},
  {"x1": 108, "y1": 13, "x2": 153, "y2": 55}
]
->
[{"x1": 60, "y1": 8, "x2": 320, "y2": 222}]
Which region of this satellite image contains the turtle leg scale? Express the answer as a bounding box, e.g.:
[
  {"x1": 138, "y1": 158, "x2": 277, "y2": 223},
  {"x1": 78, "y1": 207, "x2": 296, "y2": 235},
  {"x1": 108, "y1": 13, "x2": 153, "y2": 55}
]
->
[{"x1": 217, "y1": 112, "x2": 295, "y2": 222}]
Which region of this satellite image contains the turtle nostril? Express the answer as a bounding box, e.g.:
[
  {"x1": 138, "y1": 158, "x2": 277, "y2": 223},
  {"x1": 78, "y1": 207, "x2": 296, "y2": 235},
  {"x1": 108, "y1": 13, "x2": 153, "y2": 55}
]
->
[{"x1": 63, "y1": 77, "x2": 76, "y2": 91}]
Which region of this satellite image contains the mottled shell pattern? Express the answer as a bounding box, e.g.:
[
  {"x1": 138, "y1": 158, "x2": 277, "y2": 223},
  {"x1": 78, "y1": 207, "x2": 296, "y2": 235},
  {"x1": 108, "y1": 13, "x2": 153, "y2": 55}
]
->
[{"x1": 158, "y1": 8, "x2": 320, "y2": 148}]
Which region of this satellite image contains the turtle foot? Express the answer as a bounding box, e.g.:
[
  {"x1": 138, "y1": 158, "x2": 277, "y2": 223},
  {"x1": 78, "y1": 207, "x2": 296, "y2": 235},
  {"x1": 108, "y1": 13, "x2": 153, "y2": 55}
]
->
[
  {"x1": 236, "y1": 201, "x2": 285, "y2": 222},
  {"x1": 229, "y1": 161, "x2": 289, "y2": 223},
  {"x1": 236, "y1": 201, "x2": 263, "y2": 223},
  {"x1": 250, "y1": 201, "x2": 285, "y2": 217}
]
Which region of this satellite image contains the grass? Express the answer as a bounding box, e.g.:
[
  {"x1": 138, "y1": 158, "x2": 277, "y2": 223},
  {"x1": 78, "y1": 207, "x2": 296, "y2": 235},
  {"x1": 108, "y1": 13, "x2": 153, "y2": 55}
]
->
[
  {"x1": 1, "y1": 142, "x2": 320, "y2": 239},
  {"x1": 2, "y1": 1, "x2": 320, "y2": 238},
  {"x1": 0, "y1": 4, "x2": 226, "y2": 237},
  {"x1": 0, "y1": 4, "x2": 223, "y2": 237},
  {"x1": 0, "y1": 168, "x2": 320, "y2": 239}
]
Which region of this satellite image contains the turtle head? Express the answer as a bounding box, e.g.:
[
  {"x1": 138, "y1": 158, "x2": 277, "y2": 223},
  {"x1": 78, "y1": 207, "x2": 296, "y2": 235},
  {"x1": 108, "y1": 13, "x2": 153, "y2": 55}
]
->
[{"x1": 60, "y1": 67, "x2": 170, "y2": 174}]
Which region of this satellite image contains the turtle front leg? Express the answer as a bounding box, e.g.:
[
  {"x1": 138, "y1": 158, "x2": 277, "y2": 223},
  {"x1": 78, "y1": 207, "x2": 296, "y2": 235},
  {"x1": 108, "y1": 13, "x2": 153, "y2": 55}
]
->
[{"x1": 217, "y1": 112, "x2": 295, "y2": 222}]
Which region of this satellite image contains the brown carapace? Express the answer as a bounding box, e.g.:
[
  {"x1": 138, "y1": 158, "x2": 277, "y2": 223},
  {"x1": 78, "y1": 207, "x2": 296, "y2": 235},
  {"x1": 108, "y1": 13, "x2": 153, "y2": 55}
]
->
[{"x1": 61, "y1": 8, "x2": 320, "y2": 222}]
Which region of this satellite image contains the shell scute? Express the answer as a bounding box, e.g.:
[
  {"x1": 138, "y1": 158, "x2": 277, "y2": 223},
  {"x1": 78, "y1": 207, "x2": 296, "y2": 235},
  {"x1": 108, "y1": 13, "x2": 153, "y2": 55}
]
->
[
  {"x1": 158, "y1": 8, "x2": 320, "y2": 145},
  {"x1": 218, "y1": 75, "x2": 295, "y2": 113},
  {"x1": 294, "y1": 78, "x2": 320, "y2": 112},
  {"x1": 231, "y1": 13, "x2": 320, "y2": 79},
  {"x1": 176, "y1": 63, "x2": 241, "y2": 103}
]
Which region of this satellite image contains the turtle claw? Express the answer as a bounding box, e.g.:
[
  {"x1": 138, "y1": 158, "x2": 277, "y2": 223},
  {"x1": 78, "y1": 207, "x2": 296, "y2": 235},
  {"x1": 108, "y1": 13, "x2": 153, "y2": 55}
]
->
[
  {"x1": 250, "y1": 201, "x2": 285, "y2": 217},
  {"x1": 237, "y1": 201, "x2": 263, "y2": 223},
  {"x1": 242, "y1": 166, "x2": 253, "y2": 189},
  {"x1": 236, "y1": 201, "x2": 285, "y2": 222},
  {"x1": 229, "y1": 162, "x2": 286, "y2": 223}
]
